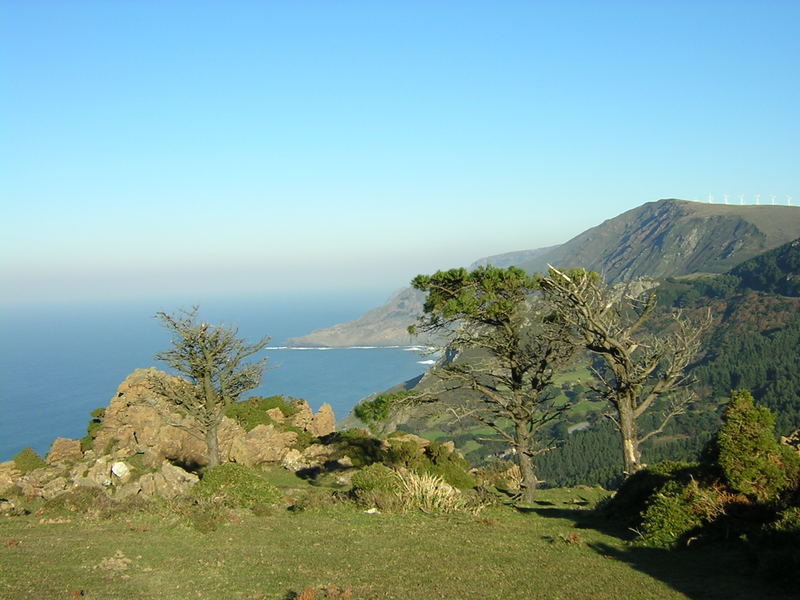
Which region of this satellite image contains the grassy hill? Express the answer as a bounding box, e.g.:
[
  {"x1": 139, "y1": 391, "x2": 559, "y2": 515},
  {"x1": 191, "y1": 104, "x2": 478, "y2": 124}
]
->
[{"x1": 1, "y1": 483, "x2": 795, "y2": 600}]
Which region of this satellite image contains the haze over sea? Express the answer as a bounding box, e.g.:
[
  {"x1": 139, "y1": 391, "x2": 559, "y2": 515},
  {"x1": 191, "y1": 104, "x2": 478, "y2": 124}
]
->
[{"x1": 0, "y1": 294, "x2": 432, "y2": 462}]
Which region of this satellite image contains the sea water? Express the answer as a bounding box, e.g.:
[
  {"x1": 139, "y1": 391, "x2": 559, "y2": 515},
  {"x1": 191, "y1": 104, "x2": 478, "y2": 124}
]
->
[{"x1": 0, "y1": 295, "x2": 432, "y2": 461}]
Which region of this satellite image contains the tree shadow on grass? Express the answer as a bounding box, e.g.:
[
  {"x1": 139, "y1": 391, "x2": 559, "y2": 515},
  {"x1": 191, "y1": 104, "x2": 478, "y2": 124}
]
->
[{"x1": 528, "y1": 506, "x2": 797, "y2": 600}]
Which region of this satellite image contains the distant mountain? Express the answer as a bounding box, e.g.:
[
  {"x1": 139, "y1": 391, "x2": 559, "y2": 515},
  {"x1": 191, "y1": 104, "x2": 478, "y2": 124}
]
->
[
  {"x1": 289, "y1": 199, "x2": 800, "y2": 347},
  {"x1": 285, "y1": 287, "x2": 439, "y2": 347},
  {"x1": 520, "y1": 199, "x2": 800, "y2": 281},
  {"x1": 469, "y1": 245, "x2": 559, "y2": 269}
]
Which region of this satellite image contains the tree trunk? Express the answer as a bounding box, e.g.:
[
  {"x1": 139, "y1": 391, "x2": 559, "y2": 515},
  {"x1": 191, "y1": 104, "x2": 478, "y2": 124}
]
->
[
  {"x1": 618, "y1": 399, "x2": 642, "y2": 476},
  {"x1": 514, "y1": 421, "x2": 537, "y2": 503},
  {"x1": 205, "y1": 427, "x2": 221, "y2": 468}
]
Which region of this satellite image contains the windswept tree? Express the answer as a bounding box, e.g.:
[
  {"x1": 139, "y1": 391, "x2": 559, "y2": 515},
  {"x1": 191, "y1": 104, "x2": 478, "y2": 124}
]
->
[
  {"x1": 150, "y1": 307, "x2": 270, "y2": 468},
  {"x1": 538, "y1": 267, "x2": 710, "y2": 476},
  {"x1": 409, "y1": 266, "x2": 575, "y2": 502}
]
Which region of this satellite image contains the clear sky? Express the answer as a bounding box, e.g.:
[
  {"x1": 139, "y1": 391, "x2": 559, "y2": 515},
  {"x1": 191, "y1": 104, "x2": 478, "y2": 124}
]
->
[{"x1": 2, "y1": 0, "x2": 798, "y2": 305}]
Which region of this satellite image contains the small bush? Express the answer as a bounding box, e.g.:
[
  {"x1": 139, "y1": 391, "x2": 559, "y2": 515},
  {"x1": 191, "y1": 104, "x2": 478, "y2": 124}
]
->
[
  {"x1": 473, "y1": 460, "x2": 521, "y2": 491},
  {"x1": 599, "y1": 461, "x2": 697, "y2": 522},
  {"x1": 39, "y1": 486, "x2": 113, "y2": 517},
  {"x1": 638, "y1": 480, "x2": 703, "y2": 548},
  {"x1": 225, "y1": 395, "x2": 297, "y2": 431},
  {"x1": 396, "y1": 469, "x2": 482, "y2": 515},
  {"x1": 80, "y1": 408, "x2": 105, "y2": 452},
  {"x1": 351, "y1": 463, "x2": 400, "y2": 493},
  {"x1": 384, "y1": 439, "x2": 476, "y2": 490},
  {"x1": 638, "y1": 478, "x2": 728, "y2": 548},
  {"x1": 12, "y1": 447, "x2": 47, "y2": 474},
  {"x1": 192, "y1": 463, "x2": 282, "y2": 511}
]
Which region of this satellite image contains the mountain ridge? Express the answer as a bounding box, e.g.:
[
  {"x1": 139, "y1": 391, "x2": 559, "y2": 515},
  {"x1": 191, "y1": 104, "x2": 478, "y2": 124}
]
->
[{"x1": 288, "y1": 199, "x2": 800, "y2": 347}]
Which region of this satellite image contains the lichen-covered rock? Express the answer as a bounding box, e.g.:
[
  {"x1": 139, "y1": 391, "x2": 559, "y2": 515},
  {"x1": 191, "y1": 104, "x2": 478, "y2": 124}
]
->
[
  {"x1": 309, "y1": 403, "x2": 336, "y2": 437},
  {"x1": 0, "y1": 461, "x2": 21, "y2": 493},
  {"x1": 265, "y1": 407, "x2": 285, "y2": 423},
  {"x1": 45, "y1": 438, "x2": 83, "y2": 465},
  {"x1": 138, "y1": 461, "x2": 198, "y2": 499},
  {"x1": 289, "y1": 400, "x2": 314, "y2": 431},
  {"x1": 92, "y1": 368, "x2": 210, "y2": 468},
  {"x1": 228, "y1": 424, "x2": 297, "y2": 467}
]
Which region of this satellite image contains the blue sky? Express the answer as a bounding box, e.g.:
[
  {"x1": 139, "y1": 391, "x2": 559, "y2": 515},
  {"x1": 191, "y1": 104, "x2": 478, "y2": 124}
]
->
[{"x1": 2, "y1": 0, "x2": 798, "y2": 304}]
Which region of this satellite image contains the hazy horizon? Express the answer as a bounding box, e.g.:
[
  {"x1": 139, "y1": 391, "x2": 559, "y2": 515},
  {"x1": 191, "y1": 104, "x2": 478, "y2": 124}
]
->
[{"x1": 3, "y1": 1, "x2": 798, "y2": 305}]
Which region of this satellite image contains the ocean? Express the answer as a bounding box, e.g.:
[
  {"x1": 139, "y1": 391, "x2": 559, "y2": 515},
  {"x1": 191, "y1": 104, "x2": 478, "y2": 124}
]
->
[{"x1": 0, "y1": 295, "x2": 433, "y2": 461}]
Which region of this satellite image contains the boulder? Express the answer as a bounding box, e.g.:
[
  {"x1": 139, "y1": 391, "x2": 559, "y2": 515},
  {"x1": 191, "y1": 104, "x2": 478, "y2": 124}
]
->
[
  {"x1": 289, "y1": 400, "x2": 314, "y2": 431},
  {"x1": 92, "y1": 369, "x2": 220, "y2": 468},
  {"x1": 45, "y1": 438, "x2": 83, "y2": 465},
  {"x1": 0, "y1": 461, "x2": 21, "y2": 493},
  {"x1": 309, "y1": 403, "x2": 336, "y2": 437},
  {"x1": 228, "y1": 424, "x2": 297, "y2": 466},
  {"x1": 138, "y1": 461, "x2": 198, "y2": 499},
  {"x1": 265, "y1": 407, "x2": 285, "y2": 423}
]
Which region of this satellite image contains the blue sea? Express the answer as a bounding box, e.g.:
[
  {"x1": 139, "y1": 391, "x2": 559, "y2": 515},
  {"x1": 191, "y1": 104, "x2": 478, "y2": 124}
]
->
[{"x1": 0, "y1": 295, "x2": 433, "y2": 461}]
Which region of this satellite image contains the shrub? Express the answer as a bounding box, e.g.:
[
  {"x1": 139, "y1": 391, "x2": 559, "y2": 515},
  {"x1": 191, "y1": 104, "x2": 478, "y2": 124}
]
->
[
  {"x1": 39, "y1": 486, "x2": 114, "y2": 517},
  {"x1": 396, "y1": 469, "x2": 483, "y2": 515},
  {"x1": 225, "y1": 395, "x2": 297, "y2": 431},
  {"x1": 12, "y1": 447, "x2": 47, "y2": 474},
  {"x1": 705, "y1": 390, "x2": 795, "y2": 502},
  {"x1": 79, "y1": 408, "x2": 105, "y2": 452},
  {"x1": 638, "y1": 479, "x2": 725, "y2": 548},
  {"x1": 384, "y1": 439, "x2": 476, "y2": 490},
  {"x1": 351, "y1": 463, "x2": 400, "y2": 493},
  {"x1": 599, "y1": 461, "x2": 697, "y2": 523},
  {"x1": 192, "y1": 463, "x2": 282, "y2": 511},
  {"x1": 473, "y1": 460, "x2": 521, "y2": 491}
]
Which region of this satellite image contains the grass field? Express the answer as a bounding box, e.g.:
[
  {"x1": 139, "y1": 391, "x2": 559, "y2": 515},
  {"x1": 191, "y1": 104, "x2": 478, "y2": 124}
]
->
[{"x1": 0, "y1": 487, "x2": 793, "y2": 600}]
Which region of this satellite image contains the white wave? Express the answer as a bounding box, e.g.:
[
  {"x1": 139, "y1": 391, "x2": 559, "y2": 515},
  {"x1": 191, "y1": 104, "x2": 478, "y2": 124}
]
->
[{"x1": 417, "y1": 359, "x2": 436, "y2": 365}]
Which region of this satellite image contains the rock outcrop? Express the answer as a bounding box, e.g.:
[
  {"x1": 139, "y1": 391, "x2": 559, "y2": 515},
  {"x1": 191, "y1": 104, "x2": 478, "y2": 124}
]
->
[
  {"x1": 45, "y1": 438, "x2": 83, "y2": 465},
  {"x1": 0, "y1": 368, "x2": 338, "y2": 508}
]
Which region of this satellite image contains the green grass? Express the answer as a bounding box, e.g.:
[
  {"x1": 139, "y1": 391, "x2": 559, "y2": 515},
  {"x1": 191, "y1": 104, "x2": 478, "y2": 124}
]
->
[{"x1": 0, "y1": 487, "x2": 793, "y2": 600}]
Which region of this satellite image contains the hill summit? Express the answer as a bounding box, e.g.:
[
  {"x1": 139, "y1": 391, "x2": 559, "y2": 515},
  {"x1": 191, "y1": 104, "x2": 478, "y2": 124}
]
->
[{"x1": 288, "y1": 199, "x2": 800, "y2": 347}]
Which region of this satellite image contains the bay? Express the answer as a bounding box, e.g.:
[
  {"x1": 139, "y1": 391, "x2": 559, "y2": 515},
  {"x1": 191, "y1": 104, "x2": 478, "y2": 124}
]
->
[{"x1": 0, "y1": 294, "x2": 431, "y2": 461}]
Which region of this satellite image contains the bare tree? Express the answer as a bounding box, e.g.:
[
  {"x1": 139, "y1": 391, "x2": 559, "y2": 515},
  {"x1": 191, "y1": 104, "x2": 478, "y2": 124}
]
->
[
  {"x1": 538, "y1": 267, "x2": 710, "y2": 476},
  {"x1": 410, "y1": 266, "x2": 576, "y2": 502},
  {"x1": 150, "y1": 307, "x2": 269, "y2": 467}
]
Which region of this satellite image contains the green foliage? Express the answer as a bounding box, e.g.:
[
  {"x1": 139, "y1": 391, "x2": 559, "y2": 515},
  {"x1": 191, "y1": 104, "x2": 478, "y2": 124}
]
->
[
  {"x1": 351, "y1": 462, "x2": 401, "y2": 493},
  {"x1": 411, "y1": 265, "x2": 538, "y2": 330},
  {"x1": 638, "y1": 480, "x2": 705, "y2": 548},
  {"x1": 192, "y1": 463, "x2": 282, "y2": 511},
  {"x1": 601, "y1": 461, "x2": 698, "y2": 522},
  {"x1": 12, "y1": 447, "x2": 46, "y2": 473},
  {"x1": 224, "y1": 395, "x2": 297, "y2": 431},
  {"x1": 384, "y1": 439, "x2": 475, "y2": 489},
  {"x1": 354, "y1": 391, "x2": 411, "y2": 432},
  {"x1": 730, "y1": 238, "x2": 800, "y2": 297},
  {"x1": 224, "y1": 395, "x2": 314, "y2": 450},
  {"x1": 39, "y1": 486, "x2": 113, "y2": 517},
  {"x1": 324, "y1": 429, "x2": 384, "y2": 468},
  {"x1": 706, "y1": 390, "x2": 794, "y2": 502},
  {"x1": 693, "y1": 314, "x2": 800, "y2": 435},
  {"x1": 80, "y1": 407, "x2": 105, "y2": 452}
]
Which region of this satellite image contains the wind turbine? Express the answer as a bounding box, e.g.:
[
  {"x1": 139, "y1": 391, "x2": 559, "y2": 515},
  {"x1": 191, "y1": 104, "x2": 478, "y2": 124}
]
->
[
  {"x1": 755, "y1": 194, "x2": 761, "y2": 205},
  {"x1": 788, "y1": 196, "x2": 793, "y2": 207},
  {"x1": 771, "y1": 195, "x2": 776, "y2": 205},
  {"x1": 723, "y1": 194, "x2": 729, "y2": 205},
  {"x1": 739, "y1": 195, "x2": 744, "y2": 205}
]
